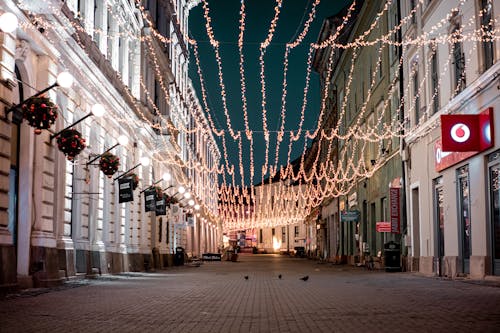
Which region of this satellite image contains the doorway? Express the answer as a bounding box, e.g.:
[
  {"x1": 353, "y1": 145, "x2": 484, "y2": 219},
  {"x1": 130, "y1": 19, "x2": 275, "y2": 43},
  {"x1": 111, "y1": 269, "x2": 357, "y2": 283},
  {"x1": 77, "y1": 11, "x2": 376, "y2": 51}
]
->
[
  {"x1": 457, "y1": 165, "x2": 470, "y2": 274},
  {"x1": 488, "y1": 152, "x2": 500, "y2": 275},
  {"x1": 433, "y1": 177, "x2": 444, "y2": 276}
]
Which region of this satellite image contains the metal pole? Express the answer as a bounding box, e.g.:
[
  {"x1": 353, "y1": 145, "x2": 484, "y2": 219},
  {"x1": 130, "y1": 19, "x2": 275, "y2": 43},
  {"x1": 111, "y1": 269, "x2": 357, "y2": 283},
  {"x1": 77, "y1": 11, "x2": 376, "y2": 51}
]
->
[
  {"x1": 50, "y1": 112, "x2": 93, "y2": 141},
  {"x1": 86, "y1": 143, "x2": 119, "y2": 166},
  {"x1": 5, "y1": 82, "x2": 58, "y2": 115}
]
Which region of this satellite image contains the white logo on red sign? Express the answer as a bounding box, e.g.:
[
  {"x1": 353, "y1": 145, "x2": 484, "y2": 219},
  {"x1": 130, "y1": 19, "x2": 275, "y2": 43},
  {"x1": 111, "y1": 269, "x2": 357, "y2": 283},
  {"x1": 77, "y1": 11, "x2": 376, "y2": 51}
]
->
[{"x1": 450, "y1": 123, "x2": 470, "y2": 143}]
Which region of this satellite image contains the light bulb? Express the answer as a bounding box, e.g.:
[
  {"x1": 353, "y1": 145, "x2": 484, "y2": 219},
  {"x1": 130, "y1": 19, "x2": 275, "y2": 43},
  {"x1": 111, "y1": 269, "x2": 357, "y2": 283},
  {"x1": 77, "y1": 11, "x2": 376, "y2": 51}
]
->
[
  {"x1": 0, "y1": 12, "x2": 18, "y2": 33},
  {"x1": 56, "y1": 71, "x2": 74, "y2": 88},
  {"x1": 194, "y1": 204, "x2": 200, "y2": 210},
  {"x1": 188, "y1": 199, "x2": 195, "y2": 206},
  {"x1": 162, "y1": 172, "x2": 171, "y2": 181},
  {"x1": 178, "y1": 186, "x2": 186, "y2": 194},
  {"x1": 91, "y1": 104, "x2": 105, "y2": 117},
  {"x1": 117, "y1": 135, "x2": 129, "y2": 146},
  {"x1": 184, "y1": 192, "x2": 191, "y2": 199},
  {"x1": 139, "y1": 156, "x2": 150, "y2": 166}
]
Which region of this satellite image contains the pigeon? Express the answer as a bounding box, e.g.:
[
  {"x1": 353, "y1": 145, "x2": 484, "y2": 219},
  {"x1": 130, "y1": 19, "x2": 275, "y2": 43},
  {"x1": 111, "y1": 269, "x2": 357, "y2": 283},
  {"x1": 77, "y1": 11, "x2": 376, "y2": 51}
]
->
[
  {"x1": 278, "y1": 274, "x2": 282, "y2": 279},
  {"x1": 244, "y1": 276, "x2": 249, "y2": 280},
  {"x1": 299, "y1": 275, "x2": 309, "y2": 281}
]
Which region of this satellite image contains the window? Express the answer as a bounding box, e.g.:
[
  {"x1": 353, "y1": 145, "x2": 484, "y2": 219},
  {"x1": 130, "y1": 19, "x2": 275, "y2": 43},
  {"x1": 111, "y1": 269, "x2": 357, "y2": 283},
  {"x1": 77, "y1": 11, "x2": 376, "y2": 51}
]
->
[
  {"x1": 410, "y1": 0, "x2": 417, "y2": 24},
  {"x1": 412, "y1": 63, "x2": 420, "y2": 125},
  {"x1": 272, "y1": 228, "x2": 275, "y2": 237},
  {"x1": 480, "y1": 0, "x2": 494, "y2": 71},
  {"x1": 451, "y1": 23, "x2": 466, "y2": 93},
  {"x1": 259, "y1": 229, "x2": 263, "y2": 243},
  {"x1": 294, "y1": 226, "x2": 299, "y2": 237},
  {"x1": 282, "y1": 227, "x2": 286, "y2": 243},
  {"x1": 430, "y1": 44, "x2": 439, "y2": 115}
]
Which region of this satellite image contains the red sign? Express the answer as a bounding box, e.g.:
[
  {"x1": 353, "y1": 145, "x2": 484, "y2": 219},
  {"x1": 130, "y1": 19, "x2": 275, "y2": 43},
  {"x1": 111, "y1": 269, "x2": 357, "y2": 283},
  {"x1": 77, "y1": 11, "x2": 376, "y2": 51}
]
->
[
  {"x1": 390, "y1": 187, "x2": 400, "y2": 234},
  {"x1": 440, "y1": 108, "x2": 494, "y2": 152},
  {"x1": 434, "y1": 140, "x2": 475, "y2": 172},
  {"x1": 435, "y1": 108, "x2": 495, "y2": 172},
  {"x1": 376, "y1": 221, "x2": 391, "y2": 232}
]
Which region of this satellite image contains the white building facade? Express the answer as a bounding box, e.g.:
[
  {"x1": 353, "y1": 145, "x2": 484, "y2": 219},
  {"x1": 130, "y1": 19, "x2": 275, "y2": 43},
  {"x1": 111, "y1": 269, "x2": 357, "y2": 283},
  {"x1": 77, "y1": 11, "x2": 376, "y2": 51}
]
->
[
  {"x1": 402, "y1": 0, "x2": 499, "y2": 278},
  {"x1": 0, "y1": 0, "x2": 219, "y2": 291}
]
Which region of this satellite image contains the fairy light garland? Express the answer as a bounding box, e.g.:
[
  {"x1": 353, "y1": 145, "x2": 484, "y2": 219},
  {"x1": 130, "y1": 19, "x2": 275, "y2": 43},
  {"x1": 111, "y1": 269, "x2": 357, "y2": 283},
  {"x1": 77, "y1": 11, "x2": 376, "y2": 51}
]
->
[{"x1": 16, "y1": 0, "x2": 500, "y2": 230}]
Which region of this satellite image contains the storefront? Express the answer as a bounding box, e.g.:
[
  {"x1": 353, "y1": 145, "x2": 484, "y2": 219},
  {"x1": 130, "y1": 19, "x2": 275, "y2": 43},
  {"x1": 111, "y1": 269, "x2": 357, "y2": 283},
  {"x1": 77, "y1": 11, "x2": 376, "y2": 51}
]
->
[{"x1": 407, "y1": 75, "x2": 498, "y2": 278}]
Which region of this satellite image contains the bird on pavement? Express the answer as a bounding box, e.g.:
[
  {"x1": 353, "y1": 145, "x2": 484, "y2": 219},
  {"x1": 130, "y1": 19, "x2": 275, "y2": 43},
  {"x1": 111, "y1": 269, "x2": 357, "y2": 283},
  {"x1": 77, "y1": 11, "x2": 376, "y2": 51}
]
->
[
  {"x1": 278, "y1": 274, "x2": 282, "y2": 279},
  {"x1": 299, "y1": 275, "x2": 309, "y2": 281},
  {"x1": 244, "y1": 276, "x2": 249, "y2": 280}
]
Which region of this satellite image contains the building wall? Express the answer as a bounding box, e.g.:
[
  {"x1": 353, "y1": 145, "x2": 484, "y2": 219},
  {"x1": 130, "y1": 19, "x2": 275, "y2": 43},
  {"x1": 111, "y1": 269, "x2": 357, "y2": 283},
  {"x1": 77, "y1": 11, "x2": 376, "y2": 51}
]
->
[
  {"x1": 0, "y1": 0, "x2": 218, "y2": 292},
  {"x1": 403, "y1": 0, "x2": 500, "y2": 278}
]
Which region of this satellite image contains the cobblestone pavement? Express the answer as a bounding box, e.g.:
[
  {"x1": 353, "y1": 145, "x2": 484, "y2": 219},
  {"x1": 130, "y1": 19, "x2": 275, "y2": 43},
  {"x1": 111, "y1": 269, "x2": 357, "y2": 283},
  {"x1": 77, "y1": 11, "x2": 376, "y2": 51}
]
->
[{"x1": 1, "y1": 254, "x2": 500, "y2": 333}]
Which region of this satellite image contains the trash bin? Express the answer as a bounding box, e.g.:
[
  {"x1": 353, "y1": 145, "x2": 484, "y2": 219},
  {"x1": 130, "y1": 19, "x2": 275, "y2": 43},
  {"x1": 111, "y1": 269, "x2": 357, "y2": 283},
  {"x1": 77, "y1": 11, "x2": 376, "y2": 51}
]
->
[
  {"x1": 384, "y1": 241, "x2": 401, "y2": 272},
  {"x1": 174, "y1": 247, "x2": 185, "y2": 266}
]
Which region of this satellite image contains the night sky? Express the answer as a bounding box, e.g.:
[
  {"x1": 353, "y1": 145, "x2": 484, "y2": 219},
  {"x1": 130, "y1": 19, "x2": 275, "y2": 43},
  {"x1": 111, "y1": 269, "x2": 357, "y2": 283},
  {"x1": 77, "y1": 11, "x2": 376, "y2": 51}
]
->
[{"x1": 188, "y1": 0, "x2": 353, "y2": 186}]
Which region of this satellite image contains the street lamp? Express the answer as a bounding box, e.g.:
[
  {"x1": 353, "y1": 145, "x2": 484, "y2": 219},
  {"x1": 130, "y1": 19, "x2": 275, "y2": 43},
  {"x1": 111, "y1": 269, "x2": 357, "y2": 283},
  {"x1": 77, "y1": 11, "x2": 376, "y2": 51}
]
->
[
  {"x1": 86, "y1": 134, "x2": 128, "y2": 165},
  {"x1": 50, "y1": 103, "x2": 105, "y2": 141},
  {"x1": 5, "y1": 71, "x2": 74, "y2": 125},
  {"x1": 0, "y1": 12, "x2": 18, "y2": 33},
  {"x1": 113, "y1": 156, "x2": 150, "y2": 182}
]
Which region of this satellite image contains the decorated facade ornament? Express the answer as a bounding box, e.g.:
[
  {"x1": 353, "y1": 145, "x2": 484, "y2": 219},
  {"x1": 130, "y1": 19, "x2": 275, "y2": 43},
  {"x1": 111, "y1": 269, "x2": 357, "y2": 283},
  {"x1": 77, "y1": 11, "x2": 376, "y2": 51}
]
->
[
  {"x1": 22, "y1": 95, "x2": 58, "y2": 134},
  {"x1": 99, "y1": 152, "x2": 120, "y2": 178},
  {"x1": 56, "y1": 129, "x2": 86, "y2": 160}
]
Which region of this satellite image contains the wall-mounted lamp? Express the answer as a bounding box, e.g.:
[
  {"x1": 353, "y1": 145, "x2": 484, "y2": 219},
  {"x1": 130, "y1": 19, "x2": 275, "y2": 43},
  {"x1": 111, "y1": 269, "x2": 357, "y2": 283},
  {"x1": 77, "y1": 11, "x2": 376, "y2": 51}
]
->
[
  {"x1": 113, "y1": 156, "x2": 150, "y2": 182},
  {"x1": 0, "y1": 12, "x2": 18, "y2": 33},
  {"x1": 86, "y1": 134, "x2": 128, "y2": 165},
  {"x1": 5, "y1": 71, "x2": 74, "y2": 125},
  {"x1": 50, "y1": 103, "x2": 105, "y2": 141}
]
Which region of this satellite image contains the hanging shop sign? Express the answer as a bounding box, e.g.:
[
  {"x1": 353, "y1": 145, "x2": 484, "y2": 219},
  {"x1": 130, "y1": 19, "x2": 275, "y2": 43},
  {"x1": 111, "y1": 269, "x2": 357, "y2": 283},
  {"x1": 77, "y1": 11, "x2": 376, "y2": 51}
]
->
[
  {"x1": 440, "y1": 108, "x2": 494, "y2": 152},
  {"x1": 376, "y1": 221, "x2": 392, "y2": 233},
  {"x1": 390, "y1": 187, "x2": 400, "y2": 234},
  {"x1": 186, "y1": 213, "x2": 194, "y2": 227},
  {"x1": 144, "y1": 188, "x2": 156, "y2": 212},
  {"x1": 341, "y1": 210, "x2": 360, "y2": 222},
  {"x1": 156, "y1": 197, "x2": 167, "y2": 216},
  {"x1": 118, "y1": 178, "x2": 134, "y2": 203}
]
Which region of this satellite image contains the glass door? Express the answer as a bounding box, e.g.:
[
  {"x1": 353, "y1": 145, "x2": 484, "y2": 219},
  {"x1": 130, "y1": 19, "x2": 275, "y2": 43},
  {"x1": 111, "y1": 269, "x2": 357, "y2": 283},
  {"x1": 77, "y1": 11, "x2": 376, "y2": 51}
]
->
[
  {"x1": 457, "y1": 165, "x2": 470, "y2": 274},
  {"x1": 488, "y1": 152, "x2": 500, "y2": 275},
  {"x1": 433, "y1": 177, "x2": 444, "y2": 276}
]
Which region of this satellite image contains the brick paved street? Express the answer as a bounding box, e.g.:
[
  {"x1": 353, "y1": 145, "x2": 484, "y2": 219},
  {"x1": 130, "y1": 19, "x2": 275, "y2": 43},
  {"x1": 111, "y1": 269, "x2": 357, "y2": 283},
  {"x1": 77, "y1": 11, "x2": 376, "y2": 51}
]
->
[{"x1": 1, "y1": 254, "x2": 500, "y2": 332}]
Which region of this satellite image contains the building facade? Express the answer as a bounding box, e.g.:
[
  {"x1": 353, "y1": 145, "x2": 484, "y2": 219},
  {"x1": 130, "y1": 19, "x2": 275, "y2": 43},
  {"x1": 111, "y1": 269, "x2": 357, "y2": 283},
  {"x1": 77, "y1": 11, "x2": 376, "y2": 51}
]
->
[
  {"x1": 312, "y1": 0, "x2": 403, "y2": 265},
  {"x1": 402, "y1": 0, "x2": 499, "y2": 278},
  {"x1": 0, "y1": 0, "x2": 219, "y2": 291}
]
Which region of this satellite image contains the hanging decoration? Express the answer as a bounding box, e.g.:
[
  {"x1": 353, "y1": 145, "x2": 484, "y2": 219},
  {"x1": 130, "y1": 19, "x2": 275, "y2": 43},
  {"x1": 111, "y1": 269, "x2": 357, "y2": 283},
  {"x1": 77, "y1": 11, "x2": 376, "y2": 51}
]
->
[
  {"x1": 56, "y1": 129, "x2": 86, "y2": 161},
  {"x1": 99, "y1": 152, "x2": 120, "y2": 178},
  {"x1": 21, "y1": 95, "x2": 58, "y2": 134},
  {"x1": 165, "y1": 194, "x2": 179, "y2": 207},
  {"x1": 125, "y1": 172, "x2": 139, "y2": 190},
  {"x1": 154, "y1": 186, "x2": 164, "y2": 200}
]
